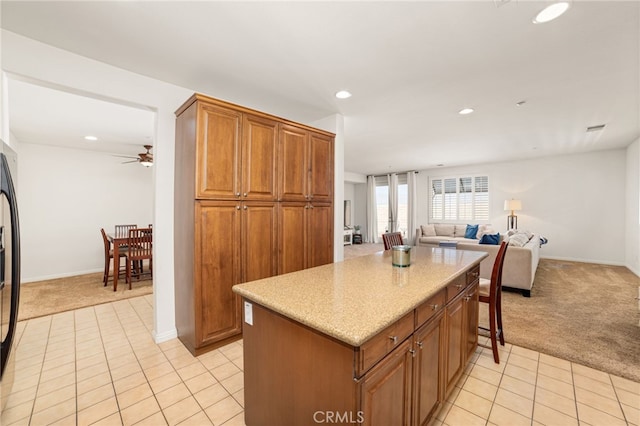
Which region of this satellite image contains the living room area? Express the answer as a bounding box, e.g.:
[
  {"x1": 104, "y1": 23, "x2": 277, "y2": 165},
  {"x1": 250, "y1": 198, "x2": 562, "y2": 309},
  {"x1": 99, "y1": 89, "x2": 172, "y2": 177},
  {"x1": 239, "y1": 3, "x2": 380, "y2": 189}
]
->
[{"x1": 342, "y1": 138, "x2": 640, "y2": 387}]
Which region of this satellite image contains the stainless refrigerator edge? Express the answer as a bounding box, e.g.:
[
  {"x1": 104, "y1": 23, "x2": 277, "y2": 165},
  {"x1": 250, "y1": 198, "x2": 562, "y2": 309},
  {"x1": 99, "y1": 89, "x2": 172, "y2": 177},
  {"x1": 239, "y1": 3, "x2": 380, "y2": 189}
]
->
[{"x1": 0, "y1": 139, "x2": 21, "y2": 414}]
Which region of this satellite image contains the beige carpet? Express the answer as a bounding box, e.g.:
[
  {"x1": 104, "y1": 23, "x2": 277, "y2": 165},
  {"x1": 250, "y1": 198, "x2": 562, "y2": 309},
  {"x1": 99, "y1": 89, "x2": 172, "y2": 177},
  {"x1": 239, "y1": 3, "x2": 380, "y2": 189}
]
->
[
  {"x1": 483, "y1": 259, "x2": 640, "y2": 382},
  {"x1": 345, "y1": 246, "x2": 640, "y2": 382},
  {"x1": 18, "y1": 272, "x2": 153, "y2": 321}
]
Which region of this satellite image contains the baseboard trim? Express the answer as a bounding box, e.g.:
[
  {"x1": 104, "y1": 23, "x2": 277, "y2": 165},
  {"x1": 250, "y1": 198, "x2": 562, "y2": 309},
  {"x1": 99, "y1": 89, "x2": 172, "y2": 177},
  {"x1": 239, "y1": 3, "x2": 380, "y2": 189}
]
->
[
  {"x1": 540, "y1": 255, "x2": 626, "y2": 267},
  {"x1": 22, "y1": 268, "x2": 104, "y2": 283},
  {"x1": 153, "y1": 328, "x2": 178, "y2": 344}
]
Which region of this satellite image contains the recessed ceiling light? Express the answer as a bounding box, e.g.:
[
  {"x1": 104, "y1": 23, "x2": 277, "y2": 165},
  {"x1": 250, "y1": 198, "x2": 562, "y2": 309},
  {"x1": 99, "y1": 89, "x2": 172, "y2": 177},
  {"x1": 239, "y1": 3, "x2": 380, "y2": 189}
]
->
[
  {"x1": 335, "y1": 90, "x2": 352, "y2": 99},
  {"x1": 458, "y1": 108, "x2": 474, "y2": 115},
  {"x1": 84, "y1": 136, "x2": 98, "y2": 141},
  {"x1": 516, "y1": 100, "x2": 526, "y2": 107},
  {"x1": 533, "y1": 2, "x2": 570, "y2": 24}
]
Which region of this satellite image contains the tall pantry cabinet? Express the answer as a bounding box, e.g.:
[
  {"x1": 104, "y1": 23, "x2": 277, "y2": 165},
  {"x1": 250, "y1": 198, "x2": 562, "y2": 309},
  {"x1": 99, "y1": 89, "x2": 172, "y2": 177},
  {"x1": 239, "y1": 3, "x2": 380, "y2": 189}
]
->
[{"x1": 174, "y1": 93, "x2": 334, "y2": 355}]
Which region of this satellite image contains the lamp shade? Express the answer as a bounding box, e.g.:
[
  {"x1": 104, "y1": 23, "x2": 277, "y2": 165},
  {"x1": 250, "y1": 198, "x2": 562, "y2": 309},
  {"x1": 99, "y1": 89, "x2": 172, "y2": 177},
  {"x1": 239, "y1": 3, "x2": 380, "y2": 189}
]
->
[{"x1": 504, "y1": 199, "x2": 522, "y2": 211}]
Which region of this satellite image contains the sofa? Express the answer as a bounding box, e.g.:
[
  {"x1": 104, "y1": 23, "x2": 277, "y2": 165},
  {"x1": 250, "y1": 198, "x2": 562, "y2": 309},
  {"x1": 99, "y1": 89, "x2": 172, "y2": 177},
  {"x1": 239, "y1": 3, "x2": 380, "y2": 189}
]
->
[{"x1": 415, "y1": 224, "x2": 540, "y2": 297}]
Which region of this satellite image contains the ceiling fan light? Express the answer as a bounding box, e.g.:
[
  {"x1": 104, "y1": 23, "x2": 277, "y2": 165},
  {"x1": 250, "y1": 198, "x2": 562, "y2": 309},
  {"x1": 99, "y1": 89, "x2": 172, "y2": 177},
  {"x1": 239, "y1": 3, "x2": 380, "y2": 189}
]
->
[
  {"x1": 533, "y1": 2, "x2": 570, "y2": 24},
  {"x1": 140, "y1": 160, "x2": 153, "y2": 167}
]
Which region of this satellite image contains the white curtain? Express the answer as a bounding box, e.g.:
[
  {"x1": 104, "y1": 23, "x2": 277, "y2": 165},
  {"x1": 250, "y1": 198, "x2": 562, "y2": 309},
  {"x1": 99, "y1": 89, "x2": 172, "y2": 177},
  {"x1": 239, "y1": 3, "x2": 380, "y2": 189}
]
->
[
  {"x1": 389, "y1": 173, "x2": 398, "y2": 233},
  {"x1": 407, "y1": 171, "x2": 418, "y2": 245},
  {"x1": 366, "y1": 175, "x2": 378, "y2": 243}
]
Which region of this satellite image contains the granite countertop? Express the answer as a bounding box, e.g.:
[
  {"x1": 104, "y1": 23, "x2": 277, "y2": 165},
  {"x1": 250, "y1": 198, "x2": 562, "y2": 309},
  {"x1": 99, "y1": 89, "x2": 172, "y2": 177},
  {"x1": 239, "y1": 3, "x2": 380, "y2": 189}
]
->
[{"x1": 232, "y1": 246, "x2": 488, "y2": 347}]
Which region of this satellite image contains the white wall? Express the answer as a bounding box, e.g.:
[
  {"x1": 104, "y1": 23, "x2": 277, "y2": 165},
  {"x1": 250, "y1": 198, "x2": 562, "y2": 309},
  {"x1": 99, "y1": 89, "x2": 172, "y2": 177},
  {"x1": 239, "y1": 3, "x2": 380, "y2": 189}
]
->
[
  {"x1": 626, "y1": 139, "x2": 640, "y2": 275},
  {"x1": 2, "y1": 30, "x2": 192, "y2": 342},
  {"x1": 344, "y1": 149, "x2": 624, "y2": 265},
  {"x1": 16, "y1": 142, "x2": 153, "y2": 282}
]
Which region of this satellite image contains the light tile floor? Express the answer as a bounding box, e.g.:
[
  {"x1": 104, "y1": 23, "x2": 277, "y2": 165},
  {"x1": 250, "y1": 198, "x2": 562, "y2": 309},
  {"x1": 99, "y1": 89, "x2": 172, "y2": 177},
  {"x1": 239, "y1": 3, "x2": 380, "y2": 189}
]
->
[{"x1": 1, "y1": 295, "x2": 638, "y2": 425}]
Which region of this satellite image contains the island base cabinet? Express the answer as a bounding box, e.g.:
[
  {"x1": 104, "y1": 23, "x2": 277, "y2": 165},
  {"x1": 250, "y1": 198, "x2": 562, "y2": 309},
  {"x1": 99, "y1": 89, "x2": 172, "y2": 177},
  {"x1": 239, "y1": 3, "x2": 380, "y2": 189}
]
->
[
  {"x1": 413, "y1": 311, "x2": 445, "y2": 426},
  {"x1": 358, "y1": 339, "x2": 413, "y2": 426},
  {"x1": 243, "y1": 302, "x2": 357, "y2": 426},
  {"x1": 240, "y1": 267, "x2": 480, "y2": 425}
]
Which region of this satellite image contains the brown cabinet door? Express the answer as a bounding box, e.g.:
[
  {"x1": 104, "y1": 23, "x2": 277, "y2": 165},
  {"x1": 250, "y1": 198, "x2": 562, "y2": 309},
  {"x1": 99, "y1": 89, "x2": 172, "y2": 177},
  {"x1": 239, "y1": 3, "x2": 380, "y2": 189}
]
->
[
  {"x1": 413, "y1": 312, "x2": 445, "y2": 426},
  {"x1": 278, "y1": 202, "x2": 307, "y2": 274},
  {"x1": 444, "y1": 292, "x2": 465, "y2": 396},
  {"x1": 195, "y1": 201, "x2": 242, "y2": 347},
  {"x1": 241, "y1": 201, "x2": 278, "y2": 283},
  {"x1": 464, "y1": 281, "x2": 479, "y2": 363},
  {"x1": 196, "y1": 103, "x2": 242, "y2": 199},
  {"x1": 278, "y1": 124, "x2": 309, "y2": 201},
  {"x1": 308, "y1": 132, "x2": 334, "y2": 202},
  {"x1": 359, "y1": 339, "x2": 412, "y2": 426},
  {"x1": 307, "y1": 203, "x2": 333, "y2": 268},
  {"x1": 241, "y1": 114, "x2": 278, "y2": 200}
]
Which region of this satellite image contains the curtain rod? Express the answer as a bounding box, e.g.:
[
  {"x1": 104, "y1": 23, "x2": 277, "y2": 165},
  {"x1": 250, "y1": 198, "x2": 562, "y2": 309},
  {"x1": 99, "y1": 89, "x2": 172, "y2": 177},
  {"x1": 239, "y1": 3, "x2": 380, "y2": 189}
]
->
[{"x1": 369, "y1": 170, "x2": 419, "y2": 178}]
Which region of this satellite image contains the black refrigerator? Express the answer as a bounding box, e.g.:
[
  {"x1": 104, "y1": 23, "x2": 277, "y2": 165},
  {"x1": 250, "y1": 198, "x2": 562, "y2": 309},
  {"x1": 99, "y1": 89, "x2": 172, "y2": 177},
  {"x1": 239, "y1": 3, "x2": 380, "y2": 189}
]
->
[{"x1": 0, "y1": 139, "x2": 20, "y2": 414}]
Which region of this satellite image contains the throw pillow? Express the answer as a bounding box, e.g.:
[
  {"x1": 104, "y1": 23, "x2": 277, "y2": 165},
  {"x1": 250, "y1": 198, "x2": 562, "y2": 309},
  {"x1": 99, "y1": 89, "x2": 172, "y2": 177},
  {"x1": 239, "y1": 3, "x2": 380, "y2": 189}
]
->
[
  {"x1": 464, "y1": 224, "x2": 479, "y2": 239},
  {"x1": 421, "y1": 224, "x2": 436, "y2": 237},
  {"x1": 479, "y1": 233, "x2": 500, "y2": 245},
  {"x1": 454, "y1": 225, "x2": 468, "y2": 238},
  {"x1": 508, "y1": 233, "x2": 530, "y2": 247},
  {"x1": 476, "y1": 224, "x2": 494, "y2": 239}
]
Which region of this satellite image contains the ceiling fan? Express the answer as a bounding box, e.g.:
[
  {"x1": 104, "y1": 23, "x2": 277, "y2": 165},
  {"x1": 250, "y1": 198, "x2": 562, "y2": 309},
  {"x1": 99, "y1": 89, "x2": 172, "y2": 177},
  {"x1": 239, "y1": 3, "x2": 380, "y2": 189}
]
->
[{"x1": 117, "y1": 145, "x2": 153, "y2": 167}]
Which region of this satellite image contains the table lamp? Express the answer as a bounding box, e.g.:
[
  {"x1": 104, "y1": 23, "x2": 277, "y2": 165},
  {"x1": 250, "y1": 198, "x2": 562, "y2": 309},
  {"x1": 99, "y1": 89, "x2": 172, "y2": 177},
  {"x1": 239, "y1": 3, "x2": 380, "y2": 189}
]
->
[{"x1": 504, "y1": 199, "x2": 522, "y2": 230}]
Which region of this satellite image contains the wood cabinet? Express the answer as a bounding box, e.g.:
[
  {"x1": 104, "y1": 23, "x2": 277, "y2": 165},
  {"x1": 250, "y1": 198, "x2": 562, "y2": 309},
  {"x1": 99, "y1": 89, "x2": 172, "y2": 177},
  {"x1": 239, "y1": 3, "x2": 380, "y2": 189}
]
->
[
  {"x1": 241, "y1": 263, "x2": 481, "y2": 426},
  {"x1": 194, "y1": 103, "x2": 278, "y2": 200},
  {"x1": 279, "y1": 124, "x2": 333, "y2": 203},
  {"x1": 413, "y1": 309, "x2": 445, "y2": 426},
  {"x1": 445, "y1": 267, "x2": 480, "y2": 396},
  {"x1": 175, "y1": 94, "x2": 334, "y2": 355},
  {"x1": 359, "y1": 339, "x2": 413, "y2": 426},
  {"x1": 278, "y1": 202, "x2": 333, "y2": 274}
]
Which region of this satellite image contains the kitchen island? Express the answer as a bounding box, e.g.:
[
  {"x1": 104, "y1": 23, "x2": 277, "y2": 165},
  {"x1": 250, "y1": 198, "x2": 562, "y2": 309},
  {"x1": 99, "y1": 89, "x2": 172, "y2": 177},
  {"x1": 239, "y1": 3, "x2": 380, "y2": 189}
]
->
[{"x1": 233, "y1": 246, "x2": 488, "y2": 426}]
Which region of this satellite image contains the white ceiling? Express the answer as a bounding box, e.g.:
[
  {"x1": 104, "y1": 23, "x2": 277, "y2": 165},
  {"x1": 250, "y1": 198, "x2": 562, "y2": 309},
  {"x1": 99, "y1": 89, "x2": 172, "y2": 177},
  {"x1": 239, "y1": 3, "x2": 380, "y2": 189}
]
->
[
  {"x1": 2, "y1": 1, "x2": 638, "y2": 175},
  {"x1": 7, "y1": 78, "x2": 156, "y2": 158}
]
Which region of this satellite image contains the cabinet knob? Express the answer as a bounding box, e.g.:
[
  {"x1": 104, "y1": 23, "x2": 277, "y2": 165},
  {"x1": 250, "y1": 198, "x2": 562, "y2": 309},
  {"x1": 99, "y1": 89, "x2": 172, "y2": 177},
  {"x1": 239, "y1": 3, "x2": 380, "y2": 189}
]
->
[
  {"x1": 243, "y1": 206, "x2": 248, "y2": 210},
  {"x1": 408, "y1": 349, "x2": 416, "y2": 357},
  {"x1": 309, "y1": 194, "x2": 314, "y2": 199},
  {"x1": 389, "y1": 335, "x2": 398, "y2": 344},
  {"x1": 236, "y1": 206, "x2": 240, "y2": 210},
  {"x1": 243, "y1": 193, "x2": 248, "y2": 197},
  {"x1": 236, "y1": 192, "x2": 241, "y2": 197},
  {"x1": 309, "y1": 205, "x2": 314, "y2": 209},
  {"x1": 430, "y1": 304, "x2": 439, "y2": 311},
  {"x1": 463, "y1": 296, "x2": 471, "y2": 302},
  {"x1": 416, "y1": 341, "x2": 423, "y2": 349},
  {"x1": 455, "y1": 284, "x2": 464, "y2": 289}
]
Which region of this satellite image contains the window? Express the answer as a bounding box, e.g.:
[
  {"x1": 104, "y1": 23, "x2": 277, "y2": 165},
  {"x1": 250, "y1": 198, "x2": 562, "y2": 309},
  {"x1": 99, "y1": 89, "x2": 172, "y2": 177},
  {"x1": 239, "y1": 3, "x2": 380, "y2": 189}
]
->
[
  {"x1": 430, "y1": 176, "x2": 489, "y2": 221},
  {"x1": 375, "y1": 174, "x2": 409, "y2": 239}
]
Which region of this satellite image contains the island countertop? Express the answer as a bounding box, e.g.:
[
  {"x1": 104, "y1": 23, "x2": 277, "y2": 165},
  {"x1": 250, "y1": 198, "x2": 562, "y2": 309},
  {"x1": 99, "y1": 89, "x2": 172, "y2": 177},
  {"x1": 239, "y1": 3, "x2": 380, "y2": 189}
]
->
[{"x1": 232, "y1": 246, "x2": 488, "y2": 347}]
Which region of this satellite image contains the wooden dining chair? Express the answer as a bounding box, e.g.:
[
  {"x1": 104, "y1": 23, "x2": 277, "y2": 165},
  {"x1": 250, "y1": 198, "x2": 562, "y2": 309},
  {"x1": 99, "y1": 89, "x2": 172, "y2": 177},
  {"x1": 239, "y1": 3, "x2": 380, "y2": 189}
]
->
[
  {"x1": 478, "y1": 241, "x2": 509, "y2": 363},
  {"x1": 382, "y1": 232, "x2": 404, "y2": 250},
  {"x1": 100, "y1": 228, "x2": 127, "y2": 286},
  {"x1": 115, "y1": 224, "x2": 137, "y2": 239},
  {"x1": 124, "y1": 228, "x2": 153, "y2": 289}
]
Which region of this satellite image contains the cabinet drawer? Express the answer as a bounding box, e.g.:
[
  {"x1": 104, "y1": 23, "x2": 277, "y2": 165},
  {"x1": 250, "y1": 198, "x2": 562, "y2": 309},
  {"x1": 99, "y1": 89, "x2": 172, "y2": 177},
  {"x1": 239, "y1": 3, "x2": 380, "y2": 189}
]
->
[
  {"x1": 415, "y1": 289, "x2": 446, "y2": 328},
  {"x1": 356, "y1": 311, "x2": 414, "y2": 376},
  {"x1": 466, "y1": 264, "x2": 480, "y2": 284},
  {"x1": 446, "y1": 273, "x2": 467, "y2": 301}
]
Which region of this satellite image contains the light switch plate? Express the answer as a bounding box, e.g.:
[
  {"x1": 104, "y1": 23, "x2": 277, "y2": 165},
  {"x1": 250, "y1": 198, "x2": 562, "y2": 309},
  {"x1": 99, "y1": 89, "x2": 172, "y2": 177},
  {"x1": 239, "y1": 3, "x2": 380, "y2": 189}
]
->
[{"x1": 244, "y1": 301, "x2": 253, "y2": 325}]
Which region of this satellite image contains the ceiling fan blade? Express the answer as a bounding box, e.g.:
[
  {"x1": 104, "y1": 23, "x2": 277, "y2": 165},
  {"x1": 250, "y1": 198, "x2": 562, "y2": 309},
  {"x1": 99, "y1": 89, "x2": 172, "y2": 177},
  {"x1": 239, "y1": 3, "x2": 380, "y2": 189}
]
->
[
  {"x1": 113, "y1": 154, "x2": 138, "y2": 159},
  {"x1": 121, "y1": 160, "x2": 139, "y2": 164}
]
